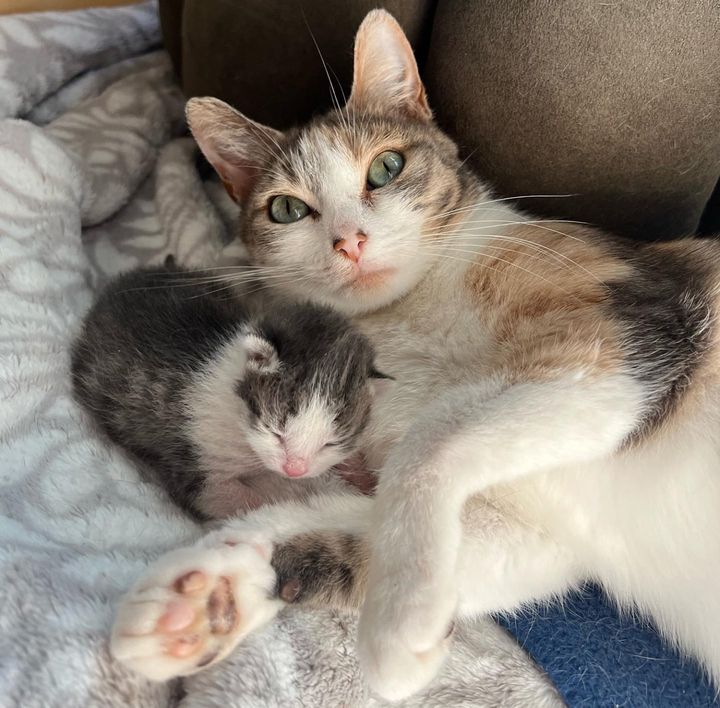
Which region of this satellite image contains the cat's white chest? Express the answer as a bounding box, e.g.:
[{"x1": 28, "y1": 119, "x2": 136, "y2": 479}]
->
[{"x1": 355, "y1": 274, "x2": 493, "y2": 466}]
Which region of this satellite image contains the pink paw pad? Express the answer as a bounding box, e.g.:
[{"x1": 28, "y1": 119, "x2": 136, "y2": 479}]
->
[{"x1": 157, "y1": 599, "x2": 195, "y2": 632}]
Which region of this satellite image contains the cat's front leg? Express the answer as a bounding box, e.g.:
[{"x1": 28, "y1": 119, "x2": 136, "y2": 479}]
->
[
  {"x1": 111, "y1": 493, "x2": 372, "y2": 680},
  {"x1": 358, "y1": 373, "x2": 643, "y2": 700}
]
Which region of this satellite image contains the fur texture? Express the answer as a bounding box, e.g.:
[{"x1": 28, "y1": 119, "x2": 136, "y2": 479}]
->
[
  {"x1": 112, "y1": 8, "x2": 720, "y2": 701},
  {"x1": 71, "y1": 265, "x2": 381, "y2": 519}
]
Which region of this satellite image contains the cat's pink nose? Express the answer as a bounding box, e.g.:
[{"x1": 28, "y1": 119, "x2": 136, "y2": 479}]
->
[
  {"x1": 283, "y1": 459, "x2": 307, "y2": 478},
  {"x1": 333, "y1": 231, "x2": 367, "y2": 263}
]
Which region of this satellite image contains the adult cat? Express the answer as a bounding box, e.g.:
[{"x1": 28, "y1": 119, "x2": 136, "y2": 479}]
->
[{"x1": 110, "y1": 10, "x2": 720, "y2": 700}]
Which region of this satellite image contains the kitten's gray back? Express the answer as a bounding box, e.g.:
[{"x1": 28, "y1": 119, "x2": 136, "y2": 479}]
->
[{"x1": 71, "y1": 265, "x2": 377, "y2": 519}]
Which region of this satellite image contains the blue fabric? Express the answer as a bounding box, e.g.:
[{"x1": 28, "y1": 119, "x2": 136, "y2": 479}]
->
[{"x1": 497, "y1": 585, "x2": 718, "y2": 707}]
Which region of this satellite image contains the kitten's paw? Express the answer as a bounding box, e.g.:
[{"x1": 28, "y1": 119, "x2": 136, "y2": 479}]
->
[
  {"x1": 111, "y1": 538, "x2": 281, "y2": 681},
  {"x1": 356, "y1": 572, "x2": 456, "y2": 700}
]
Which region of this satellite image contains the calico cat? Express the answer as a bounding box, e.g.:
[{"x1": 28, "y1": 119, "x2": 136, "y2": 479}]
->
[
  {"x1": 72, "y1": 265, "x2": 384, "y2": 520},
  {"x1": 110, "y1": 9, "x2": 720, "y2": 699}
]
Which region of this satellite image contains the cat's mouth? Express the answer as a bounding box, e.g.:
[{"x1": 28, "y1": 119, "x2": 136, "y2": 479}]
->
[{"x1": 343, "y1": 267, "x2": 396, "y2": 290}]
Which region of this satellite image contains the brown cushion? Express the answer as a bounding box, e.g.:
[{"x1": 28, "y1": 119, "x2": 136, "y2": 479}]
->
[{"x1": 159, "y1": 0, "x2": 720, "y2": 241}]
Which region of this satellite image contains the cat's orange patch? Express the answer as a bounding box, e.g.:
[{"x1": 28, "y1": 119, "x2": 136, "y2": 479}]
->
[{"x1": 463, "y1": 223, "x2": 631, "y2": 382}]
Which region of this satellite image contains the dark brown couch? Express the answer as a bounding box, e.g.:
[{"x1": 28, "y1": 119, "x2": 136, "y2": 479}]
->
[{"x1": 159, "y1": 0, "x2": 720, "y2": 241}]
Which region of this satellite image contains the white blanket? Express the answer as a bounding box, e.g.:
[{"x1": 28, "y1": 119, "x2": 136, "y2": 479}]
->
[{"x1": 0, "y1": 4, "x2": 561, "y2": 706}]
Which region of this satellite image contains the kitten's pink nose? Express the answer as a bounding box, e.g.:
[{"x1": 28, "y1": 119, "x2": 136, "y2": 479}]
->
[
  {"x1": 333, "y1": 231, "x2": 367, "y2": 263},
  {"x1": 283, "y1": 458, "x2": 307, "y2": 478}
]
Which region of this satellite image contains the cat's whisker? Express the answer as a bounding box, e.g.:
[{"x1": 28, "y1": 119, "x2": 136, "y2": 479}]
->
[
  {"x1": 427, "y1": 217, "x2": 586, "y2": 230},
  {"x1": 428, "y1": 193, "x2": 581, "y2": 221},
  {"x1": 328, "y1": 64, "x2": 354, "y2": 140},
  {"x1": 426, "y1": 218, "x2": 589, "y2": 245},
  {"x1": 422, "y1": 231, "x2": 586, "y2": 269},
  {"x1": 419, "y1": 228, "x2": 602, "y2": 282},
  {"x1": 127, "y1": 265, "x2": 309, "y2": 293},
  {"x1": 387, "y1": 245, "x2": 519, "y2": 284},
  {"x1": 458, "y1": 147, "x2": 480, "y2": 169},
  {"x1": 303, "y1": 12, "x2": 350, "y2": 134},
  {"x1": 429, "y1": 219, "x2": 589, "y2": 245},
  {"x1": 219, "y1": 110, "x2": 290, "y2": 172},
  {"x1": 252, "y1": 128, "x2": 293, "y2": 174},
  {"x1": 451, "y1": 242, "x2": 599, "y2": 284},
  {"x1": 392, "y1": 243, "x2": 579, "y2": 298},
  {"x1": 153, "y1": 263, "x2": 294, "y2": 274},
  {"x1": 415, "y1": 242, "x2": 574, "y2": 271},
  {"x1": 239, "y1": 272, "x2": 316, "y2": 298},
  {"x1": 467, "y1": 236, "x2": 598, "y2": 282},
  {"x1": 149, "y1": 267, "x2": 303, "y2": 283}
]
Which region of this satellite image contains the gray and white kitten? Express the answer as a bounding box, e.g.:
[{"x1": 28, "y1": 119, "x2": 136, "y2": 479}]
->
[{"x1": 71, "y1": 265, "x2": 384, "y2": 520}]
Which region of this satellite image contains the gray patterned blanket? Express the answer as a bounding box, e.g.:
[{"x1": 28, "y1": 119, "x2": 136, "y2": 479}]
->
[{"x1": 0, "y1": 3, "x2": 560, "y2": 706}]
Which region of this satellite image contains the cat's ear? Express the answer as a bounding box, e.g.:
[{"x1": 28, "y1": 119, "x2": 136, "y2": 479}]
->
[
  {"x1": 242, "y1": 332, "x2": 280, "y2": 375},
  {"x1": 347, "y1": 10, "x2": 431, "y2": 121},
  {"x1": 186, "y1": 97, "x2": 283, "y2": 203}
]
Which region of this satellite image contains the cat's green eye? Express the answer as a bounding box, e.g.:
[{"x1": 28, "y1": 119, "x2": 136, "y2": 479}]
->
[
  {"x1": 367, "y1": 151, "x2": 404, "y2": 189},
  {"x1": 269, "y1": 195, "x2": 310, "y2": 223}
]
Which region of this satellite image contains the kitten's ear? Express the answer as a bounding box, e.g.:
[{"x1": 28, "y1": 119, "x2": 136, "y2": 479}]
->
[
  {"x1": 186, "y1": 97, "x2": 283, "y2": 203},
  {"x1": 242, "y1": 332, "x2": 280, "y2": 375},
  {"x1": 347, "y1": 10, "x2": 431, "y2": 121},
  {"x1": 369, "y1": 368, "x2": 395, "y2": 398}
]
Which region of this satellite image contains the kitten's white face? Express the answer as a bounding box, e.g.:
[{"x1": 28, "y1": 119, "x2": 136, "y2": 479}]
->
[
  {"x1": 187, "y1": 10, "x2": 479, "y2": 316},
  {"x1": 234, "y1": 325, "x2": 376, "y2": 479},
  {"x1": 244, "y1": 395, "x2": 349, "y2": 479}
]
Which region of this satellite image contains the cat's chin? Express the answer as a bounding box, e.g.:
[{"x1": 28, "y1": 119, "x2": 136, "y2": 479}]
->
[
  {"x1": 345, "y1": 267, "x2": 396, "y2": 291},
  {"x1": 277, "y1": 266, "x2": 415, "y2": 316},
  {"x1": 329, "y1": 271, "x2": 406, "y2": 314},
  {"x1": 295, "y1": 284, "x2": 392, "y2": 317}
]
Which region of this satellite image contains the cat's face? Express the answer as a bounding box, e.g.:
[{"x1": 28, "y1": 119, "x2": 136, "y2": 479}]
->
[
  {"x1": 239, "y1": 118, "x2": 467, "y2": 315},
  {"x1": 188, "y1": 10, "x2": 480, "y2": 315}
]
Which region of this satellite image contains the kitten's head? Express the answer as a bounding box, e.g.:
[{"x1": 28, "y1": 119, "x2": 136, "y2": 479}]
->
[
  {"x1": 187, "y1": 10, "x2": 481, "y2": 316},
  {"x1": 235, "y1": 302, "x2": 388, "y2": 479}
]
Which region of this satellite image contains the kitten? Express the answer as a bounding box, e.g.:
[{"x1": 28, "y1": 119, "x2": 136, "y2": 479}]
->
[
  {"x1": 71, "y1": 265, "x2": 384, "y2": 520},
  {"x1": 111, "y1": 8, "x2": 720, "y2": 700}
]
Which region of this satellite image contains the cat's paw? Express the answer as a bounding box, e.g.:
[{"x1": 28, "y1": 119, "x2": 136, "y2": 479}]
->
[
  {"x1": 356, "y1": 567, "x2": 456, "y2": 700},
  {"x1": 111, "y1": 538, "x2": 281, "y2": 681},
  {"x1": 357, "y1": 600, "x2": 452, "y2": 701}
]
